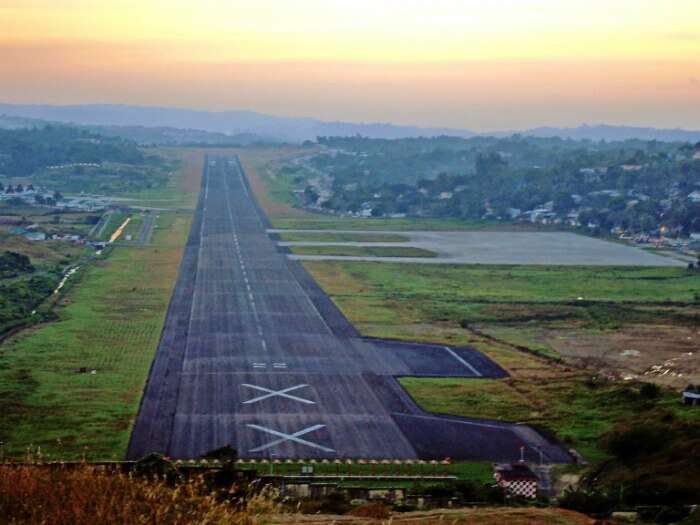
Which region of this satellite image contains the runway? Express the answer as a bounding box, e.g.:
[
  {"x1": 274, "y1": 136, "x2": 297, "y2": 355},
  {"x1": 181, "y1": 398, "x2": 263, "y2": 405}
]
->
[{"x1": 128, "y1": 156, "x2": 572, "y2": 463}]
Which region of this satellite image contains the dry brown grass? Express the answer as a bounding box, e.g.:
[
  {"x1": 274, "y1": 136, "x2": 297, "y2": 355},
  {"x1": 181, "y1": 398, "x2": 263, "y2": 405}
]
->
[
  {"x1": 0, "y1": 465, "x2": 276, "y2": 525},
  {"x1": 270, "y1": 507, "x2": 596, "y2": 525}
]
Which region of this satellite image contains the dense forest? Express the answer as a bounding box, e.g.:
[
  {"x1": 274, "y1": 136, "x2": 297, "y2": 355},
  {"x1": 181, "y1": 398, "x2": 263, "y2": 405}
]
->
[{"x1": 295, "y1": 136, "x2": 700, "y2": 236}]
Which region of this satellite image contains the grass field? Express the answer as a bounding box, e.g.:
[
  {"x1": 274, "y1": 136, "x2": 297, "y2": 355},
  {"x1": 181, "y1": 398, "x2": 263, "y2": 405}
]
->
[
  {"x1": 278, "y1": 232, "x2": 410, "y2": 243},
  {"x1": 303, "y1": 260, "x2": 700, "y2": 461},
  {"x1": 288, "y1": 245, "x2": 438, "y2": 258},
  {"x1": 0, "y1": 150, "x2": 202, "y2": 460},
  {"x1": 0, "y1": 232, "x2": 87, "y2": 271}
]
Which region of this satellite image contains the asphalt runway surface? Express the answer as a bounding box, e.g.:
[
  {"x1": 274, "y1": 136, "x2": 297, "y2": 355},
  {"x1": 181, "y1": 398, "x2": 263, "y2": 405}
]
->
[{"x1": 128, "y1": 157, "x2": 572, "y2": 463}]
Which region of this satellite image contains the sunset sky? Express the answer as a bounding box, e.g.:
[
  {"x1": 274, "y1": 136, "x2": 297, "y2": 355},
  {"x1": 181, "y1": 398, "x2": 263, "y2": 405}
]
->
[{"x1": 2, "y1": 0, "x2": 700, "y2": 130}]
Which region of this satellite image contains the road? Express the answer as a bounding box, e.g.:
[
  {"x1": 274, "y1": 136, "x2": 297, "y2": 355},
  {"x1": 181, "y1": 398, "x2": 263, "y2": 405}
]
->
[{"x1": 128, "y1": 156, "x2": 572, "y2": 463}]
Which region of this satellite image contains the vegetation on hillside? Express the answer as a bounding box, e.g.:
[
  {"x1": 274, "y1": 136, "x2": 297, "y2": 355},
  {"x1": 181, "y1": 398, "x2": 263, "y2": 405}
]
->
[
  {"x1": 0, "y1": 125, "x2": 169, "y2": 194},
  {"x1": 283, "y1": 136, "x2": 700, "y2": 237}
]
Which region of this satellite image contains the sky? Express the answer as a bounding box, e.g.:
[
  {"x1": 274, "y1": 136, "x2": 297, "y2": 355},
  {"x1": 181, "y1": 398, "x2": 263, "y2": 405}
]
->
[{"x1": 1, "y1": 0, "x2": 700, "y2": 131}]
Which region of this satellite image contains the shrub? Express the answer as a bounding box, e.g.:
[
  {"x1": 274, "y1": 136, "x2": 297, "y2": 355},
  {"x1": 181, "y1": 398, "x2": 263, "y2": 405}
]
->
[
  {"x1": 558, "y1": 488, "x2": 616, "y2": 517},
  {"x1": 602, "y1": 421, "x2": 673, "y2": 464},
  {"x1": 0, "y1": 464, "x2": 272, "y2": 525},
  {"x1": 639, "y1": 382, "x2": 660, "y2": 399}
]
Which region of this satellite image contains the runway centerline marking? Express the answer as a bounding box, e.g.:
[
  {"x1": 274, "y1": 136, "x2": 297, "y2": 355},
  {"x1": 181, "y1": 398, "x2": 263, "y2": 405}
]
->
[
  {"x1": 443, "y1": 346, "x2": 482, "y2": 377},
  {"x1": 247, "y1": 424, "x2": 334, "y2": 453},
  {"x1": 242, "y1": 383, "x2": 314, "y2": 405}
]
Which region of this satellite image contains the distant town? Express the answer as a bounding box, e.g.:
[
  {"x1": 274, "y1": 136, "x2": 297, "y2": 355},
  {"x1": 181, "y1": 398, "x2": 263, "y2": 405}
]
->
[{"x1": 285, "y1": 136, "x2": 700, "y2": 260}]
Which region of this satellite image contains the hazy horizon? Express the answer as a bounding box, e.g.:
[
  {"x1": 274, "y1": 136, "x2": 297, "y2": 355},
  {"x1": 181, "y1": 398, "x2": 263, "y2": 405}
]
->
[{"x1": 2, "y1": 0, "x2": 700, "y2": 131}]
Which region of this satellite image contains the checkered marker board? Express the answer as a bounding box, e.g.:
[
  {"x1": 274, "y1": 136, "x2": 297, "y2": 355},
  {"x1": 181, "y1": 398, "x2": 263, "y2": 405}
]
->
[{"x1": 502, "y1": 480, "x2": 538, "y2": 499}]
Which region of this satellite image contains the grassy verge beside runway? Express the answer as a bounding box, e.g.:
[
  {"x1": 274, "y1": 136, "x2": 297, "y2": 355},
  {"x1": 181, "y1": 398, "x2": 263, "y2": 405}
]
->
[
  {"x1": 303, "y1": 261, "x2": 700, "y2": 461},
  {"x1": 0, "y1": 151, "x2": 201, "y2": 460},
  {"x1": 288, "y1": 245, "x2": 438, "y2": 258},
  {"x1": 278, "y1": 232, "x2": 410, "y2": 243},
  {"x1": 0, "y1": 212, "x2": 192, "y2": 460}
]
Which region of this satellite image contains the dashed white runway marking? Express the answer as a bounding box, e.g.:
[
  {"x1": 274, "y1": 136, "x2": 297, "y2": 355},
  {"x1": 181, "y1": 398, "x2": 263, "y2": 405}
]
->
[
  {"x1": 242, "y1": 383, "x2": 314, "y2": 405},
  {"x1": 247, "y1": 424, "x2": 334, "y2": 453}
]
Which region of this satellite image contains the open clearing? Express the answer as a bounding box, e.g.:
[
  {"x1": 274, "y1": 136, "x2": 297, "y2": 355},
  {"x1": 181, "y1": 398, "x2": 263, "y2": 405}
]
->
[{"x1": 0, "y1": 150, "x2": 203, "y2": 460}]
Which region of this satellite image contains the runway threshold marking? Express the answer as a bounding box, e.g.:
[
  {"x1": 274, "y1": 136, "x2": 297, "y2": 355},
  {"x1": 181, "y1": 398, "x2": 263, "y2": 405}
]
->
[
  {"x1": 242, "y1": 383, "x2": 314, "y2": 405},
  {"x1": 443, "y1": 347, "x2": 482, "y2": 377},
  {"x1": 247, "y1": 424, "x2": 334, "y2": 453}
]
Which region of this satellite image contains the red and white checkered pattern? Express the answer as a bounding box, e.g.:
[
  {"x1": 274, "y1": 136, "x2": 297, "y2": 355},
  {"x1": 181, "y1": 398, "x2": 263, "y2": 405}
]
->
[{"x1": 498, "y1": 479, "x2": 538, "y2": 499}]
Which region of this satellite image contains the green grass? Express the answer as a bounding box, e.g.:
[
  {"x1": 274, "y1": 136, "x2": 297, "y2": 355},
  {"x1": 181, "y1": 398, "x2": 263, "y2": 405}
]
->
[
  {"x1": 301, "y1": 260, "x2": 700, "y2": 460},
  {"x1": 0, "y1": 149, "x2": 201, "y2": 460},
  {"x1": 278, "y1": 232, "x2": 410, "y2": 243},
  {"x1": 0, "y1": 232, "x2": 87, "y2": 272},
  {"x1": 258, "y1": 459, "x2": 493, "y2": 483},
  {"x1": 306, "y1": 262, "x2": 700, "y2": 304},
  {"x1": 0, "y1": 212, "x2": 191, "y2": 460},
  {"x1": 400, "y1": 377, "x2": 700, "y2": 463},
  {"x1": 288, "y1": 245, "x2": 438, "y2": 258}
]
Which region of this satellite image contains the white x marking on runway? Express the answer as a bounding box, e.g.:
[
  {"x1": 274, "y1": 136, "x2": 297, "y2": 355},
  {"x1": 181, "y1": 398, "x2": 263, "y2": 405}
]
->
[
  {"x1": 247, "y1": 424, "x2": 335, "y2": 453},
  {"x1": 241, "y1": 383, "x2": 315, "y2": 405}
]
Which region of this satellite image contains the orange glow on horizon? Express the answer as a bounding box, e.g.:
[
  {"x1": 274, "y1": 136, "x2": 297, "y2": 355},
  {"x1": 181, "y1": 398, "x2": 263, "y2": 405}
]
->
[{"x1": 1, "y1": 0, "x2": 699, "y2": 129}]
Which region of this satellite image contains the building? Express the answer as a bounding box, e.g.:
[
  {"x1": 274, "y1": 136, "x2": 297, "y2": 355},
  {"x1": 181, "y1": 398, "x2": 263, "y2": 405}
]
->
[{"x1": 493, "y1": 463, "x2": 539, "y2": 499}]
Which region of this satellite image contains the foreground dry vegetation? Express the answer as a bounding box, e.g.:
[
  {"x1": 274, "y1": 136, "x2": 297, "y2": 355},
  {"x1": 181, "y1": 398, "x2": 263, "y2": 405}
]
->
[
  {"x1": 0, "y1": 465, "x2": 598, "y2": 525},
  {"x1": 0, "y1": 465, "x2": 272, "y2": 525}
]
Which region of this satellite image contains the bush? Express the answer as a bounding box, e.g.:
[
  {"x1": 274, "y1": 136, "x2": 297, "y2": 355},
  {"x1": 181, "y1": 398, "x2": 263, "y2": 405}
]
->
[
  {"x1": 639, "y1": 506, "x2": 691, "y2": 524},
  {"x1": 602, "y1": 421, "x2": 673, "y2": 463},
  {"x1": 558, "y1": 488, "x2": 616, "y2": 518},
  {"x1": 0, "y1": 464, "x2": 272, "y2": 525},
  {"x1": 639, "y1": 382, "x2": 661, "y2": 399}
]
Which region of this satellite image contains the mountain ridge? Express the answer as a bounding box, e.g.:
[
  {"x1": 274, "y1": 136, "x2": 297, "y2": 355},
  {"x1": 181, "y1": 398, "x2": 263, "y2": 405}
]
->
[{"x1": 2, "y1": 103, "x2": 700, "y2": 143}]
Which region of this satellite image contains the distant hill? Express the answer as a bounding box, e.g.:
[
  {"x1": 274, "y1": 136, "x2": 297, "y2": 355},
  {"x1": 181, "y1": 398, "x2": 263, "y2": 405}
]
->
[
  {"x1": 514, "y1": 124, "x2": 700, "y2": 143},
  {"x1": 1, "y1": 103, "x2": 699, "y2": 143},
  {"x1": 0, "y1": 104, "x2": 476, "y2": 143}
]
